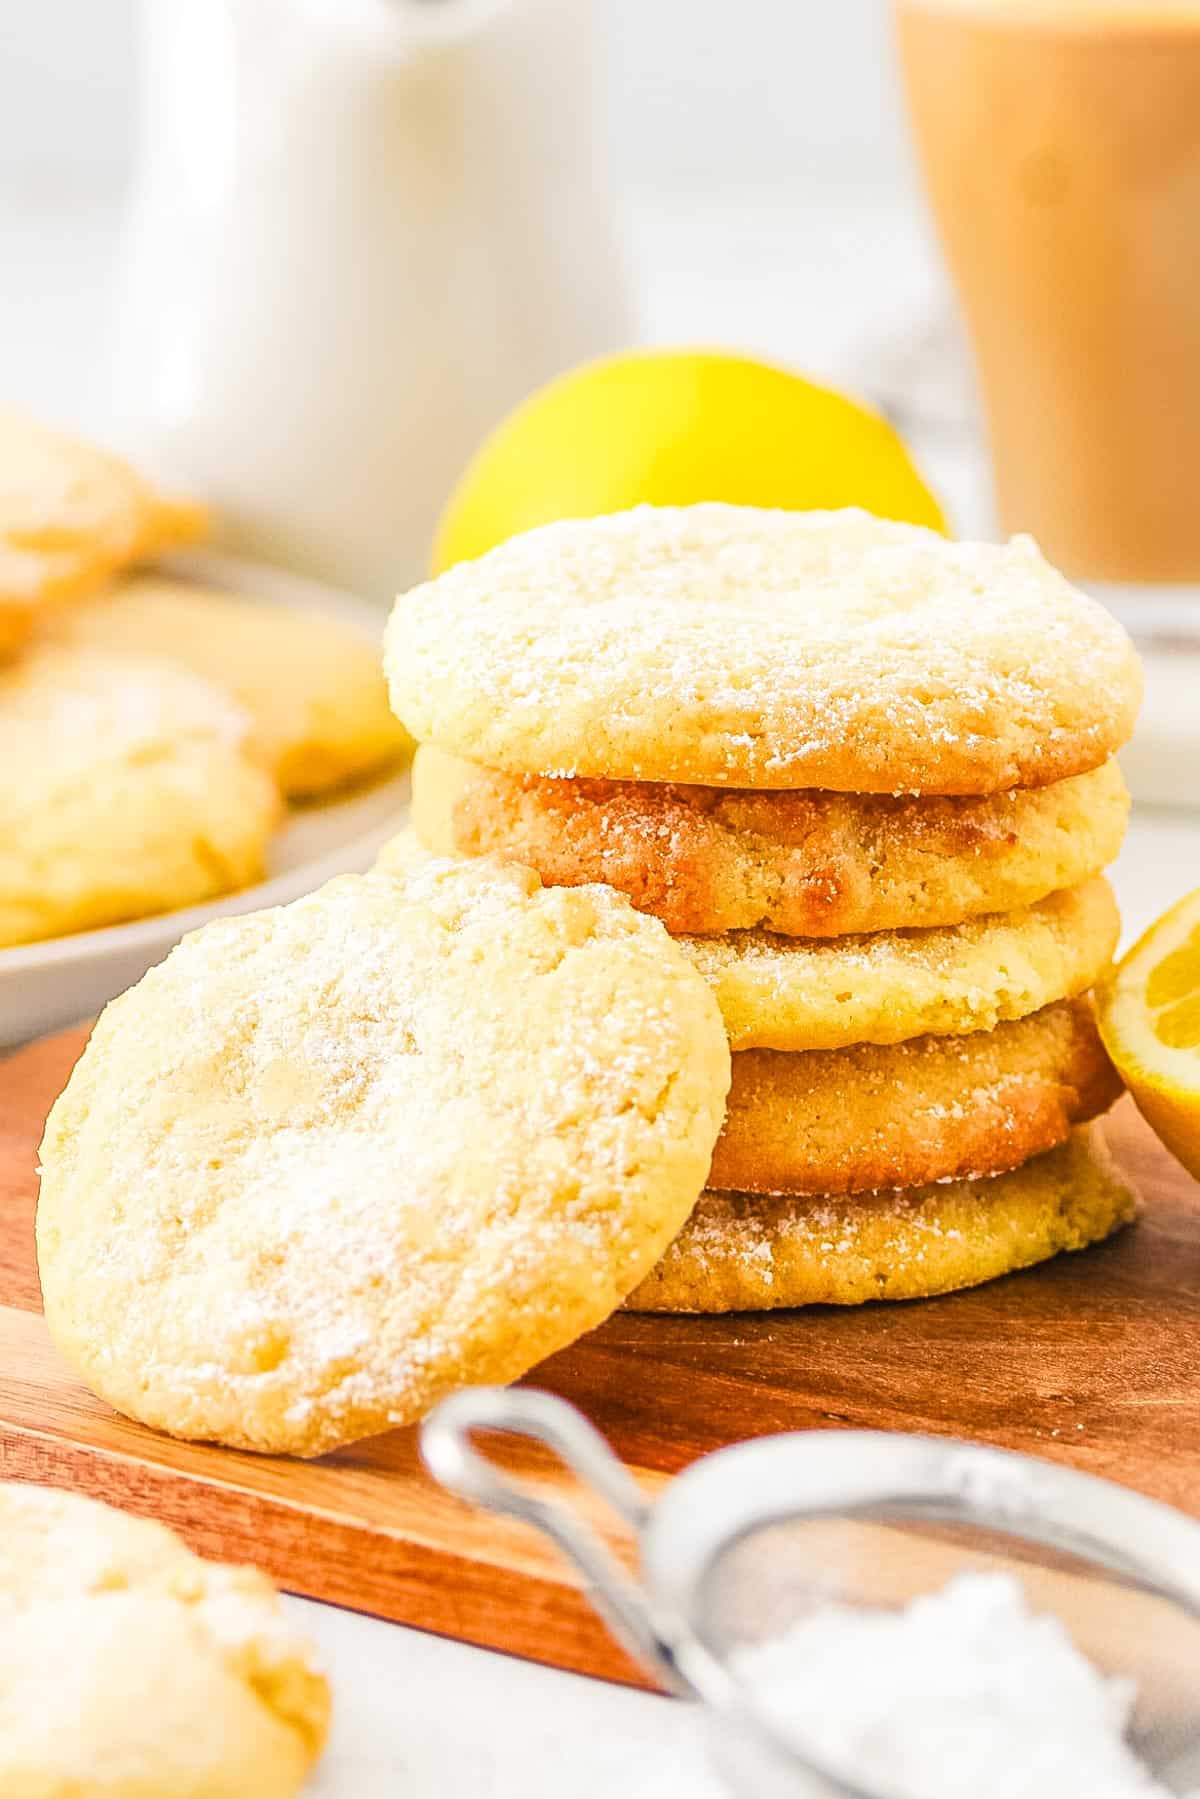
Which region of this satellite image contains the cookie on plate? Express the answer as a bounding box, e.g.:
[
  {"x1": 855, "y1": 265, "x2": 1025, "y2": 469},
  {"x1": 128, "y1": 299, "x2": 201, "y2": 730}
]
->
[
  {"x1": 46, "y1": 575, "x2": 411, "y2": 799},
  {"x1": 38, "y1": 857, "x2": 729, "y2": 1455},
  {"x1": 0, "y1": 644, "x2": 280, "y2": 947},
  {"x1": 0, "y1": 1482, "x2": 328, "y2": 1797},
  {"x1": 385, "y1": 505, "x2": 1141, "y2": 794},
  {"x1": 671, "y1": 877, "x2": 1120, "y2": 1052},
  {"x1": 627, "y1": 1124, "x2": 1136, "y2": 1312},
  {"x1": 0, "y1": 411, "x2": 205, "y2": 616},
  {"x1": 713, "y1": 998, "x2": 1120, "y2": 1197},
  {"x1": 412, "y1": 745, "x2": 1129, "y2": 937}
]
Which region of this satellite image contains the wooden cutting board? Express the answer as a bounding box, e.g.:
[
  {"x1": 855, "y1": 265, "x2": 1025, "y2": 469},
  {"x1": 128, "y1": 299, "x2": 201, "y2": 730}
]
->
[{"x1": 2, "y1": 1024, "x2": 1199, "y2": 1689}]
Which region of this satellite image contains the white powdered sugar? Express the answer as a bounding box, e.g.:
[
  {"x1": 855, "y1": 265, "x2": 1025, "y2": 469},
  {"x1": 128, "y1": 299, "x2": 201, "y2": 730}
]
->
[
  {"x1": 386, "y1": 504, "x2": 1141, "y2": 794},
  {"x1": 732, "y1": 1573, "x2": 1193, "y2": 1799}
]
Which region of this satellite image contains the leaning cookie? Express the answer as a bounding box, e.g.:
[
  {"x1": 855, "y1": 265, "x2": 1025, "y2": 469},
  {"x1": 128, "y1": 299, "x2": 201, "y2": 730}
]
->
[
  {"x1": 627, "y1": 1125, "x2": 1136, "y2": 1312},
  {"x1": 386, "y1": 505, "x2": 1140, "y2": 794},
  {"x1": 38, "y1": 857, "x2": 729, "y2": 1456},
  {"x1": 0, "y1": 644, "x2": 280, "y2": 946},
  {"x1": 412, "y1": 746, "x2": 1129, "y2": 937}
]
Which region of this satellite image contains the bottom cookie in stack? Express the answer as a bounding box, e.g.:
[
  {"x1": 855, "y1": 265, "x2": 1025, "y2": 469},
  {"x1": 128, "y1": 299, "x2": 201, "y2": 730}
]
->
[{"x1": 626, "y1": 1124, "x2": 1137, "y2": 1313}]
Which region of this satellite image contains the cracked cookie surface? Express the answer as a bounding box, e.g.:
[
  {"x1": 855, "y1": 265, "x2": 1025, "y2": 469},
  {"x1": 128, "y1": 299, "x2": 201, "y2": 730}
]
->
[
  {"x1": 386, "y1": 504, "x2": 1140, "y2": 794},
  {"x1": 38, "y1": 855, "x2": 729, "y2": 1455},
  {"x1": 0, "y1": 1481, "x2": 328, "y2": 1796}
]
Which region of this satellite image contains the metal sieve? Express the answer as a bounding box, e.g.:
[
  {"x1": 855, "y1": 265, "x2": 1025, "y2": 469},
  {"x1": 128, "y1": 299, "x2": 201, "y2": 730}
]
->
[{"x1": 422, "y1": 1387, "x2": 1200, "y2": 1799}]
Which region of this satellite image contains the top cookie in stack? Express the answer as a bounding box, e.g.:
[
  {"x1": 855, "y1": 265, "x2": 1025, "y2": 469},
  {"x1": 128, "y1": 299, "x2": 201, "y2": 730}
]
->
[{"x1": 386, "y1": 505, "x2": 1142, "y2": 1311}]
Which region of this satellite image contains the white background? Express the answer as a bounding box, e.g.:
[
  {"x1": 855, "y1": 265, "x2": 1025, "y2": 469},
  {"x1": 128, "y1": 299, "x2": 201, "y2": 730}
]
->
[
  {"x1": 0, "y1": 2, "x2": 919, "y2": 208},
  {"x1": 0, "y1": 0, "x2": 955, "y2": 505}
]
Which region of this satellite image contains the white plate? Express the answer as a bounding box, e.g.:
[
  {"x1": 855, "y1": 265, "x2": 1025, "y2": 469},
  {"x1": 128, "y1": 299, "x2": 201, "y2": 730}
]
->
[{"x1": 0, "y1": 552, "x2": 409, "y2": 1051}]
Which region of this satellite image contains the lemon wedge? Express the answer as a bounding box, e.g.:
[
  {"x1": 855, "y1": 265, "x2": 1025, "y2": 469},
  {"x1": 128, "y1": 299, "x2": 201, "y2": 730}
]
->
[
  {"x1": 1097, "y1": 886, "x2": 1200, "y2": 1179},
  {"x1": 432, "y1": 348, "x2": 946, "y2": 572}
]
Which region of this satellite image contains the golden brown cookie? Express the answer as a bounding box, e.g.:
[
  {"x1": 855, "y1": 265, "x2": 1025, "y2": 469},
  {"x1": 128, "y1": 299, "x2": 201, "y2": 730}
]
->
[
  {"x1": 412, "y1": 745, "x2": 1129, "y2": 937},
  {"x1": 0, "y1": 411, "x2": 205, "y2": 615},
  {"x1": 0, "y1": 1482, "x2": 328, "y2": 1796},
  {"x1": 45, "y1": 575, "x2": 411, "y2": 800},
  {"x1": 386, "y1": 504, "x2": 1141, "y2": 794},
  {"x1": 713, "y1": 999, "x2": 1120, "y2": 1196},
  {"x1": 627, "y1": 1124, "x2": 1136, "y2": 1312},
  {"x1": 0, "y1": 586, "x2": 31, "y2": 661},
  {"x1": 673, "y1": 878, "x2": 1120, "y2": 1052},
  {"x1": 0, "y1": 643, "x2": 280, "y2": 947},
  {"x1": 38, "y1": 858, "x2": 729, "y2": 1455}
]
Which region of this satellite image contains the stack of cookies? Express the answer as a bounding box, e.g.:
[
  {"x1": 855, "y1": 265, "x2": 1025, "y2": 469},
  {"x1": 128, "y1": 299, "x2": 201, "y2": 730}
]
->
[
  {"x1": 34, "y1": 503, "x2": 1142, "y2": 1465},
  {"x1": 387, "y1": 504, "x2": 1143, "y2": 1312}
]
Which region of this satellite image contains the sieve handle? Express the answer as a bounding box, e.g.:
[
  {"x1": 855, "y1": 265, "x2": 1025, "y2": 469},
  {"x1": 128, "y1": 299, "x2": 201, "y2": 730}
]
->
[{"x1": 420, "y1": 1386, "x2": 693, "y2": 1694}]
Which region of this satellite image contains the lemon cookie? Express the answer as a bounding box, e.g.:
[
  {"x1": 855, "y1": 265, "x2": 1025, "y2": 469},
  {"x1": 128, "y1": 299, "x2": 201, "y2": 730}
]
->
[
  {"x1": 386, "y1": 505, "x2": 1141, "y2": 794},
  {"x1": 0, "y1": 644, "x2": 280, "y2": 947},
  {"x1": 713, "y1": 999, "x2": 1120, "y2": 1197},
  {"x1": 0, "y1": 586, "x2": 31, "y2": 660},
  {"x1": 38, "y1": 858, "x2": 729, "y2": 1456},
  {"x1": 412, "y1": 745, "x2": 1129, "y2": 937},
  {"x1": 0, "y1": 411, "x2": 205, "y2": 616},
  {"x1": 47, "y1": 575, "x2": 411, "y2": 799},
  {"x1": 675, "y1": 878, "x2": 1119, "y2": 1052},
  {"x1": 0, "y1": 1482, "x2": 328, "y2": 1796},
  {"x1": 627, "y1": 1125, "x2": 1136, "y2": 1312}
]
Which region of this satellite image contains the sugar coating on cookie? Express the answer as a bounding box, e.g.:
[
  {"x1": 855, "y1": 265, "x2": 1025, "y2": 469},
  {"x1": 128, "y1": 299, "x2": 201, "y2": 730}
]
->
[
  {"x1": 0, "y1": 1482, "x2": 328, "y2": 1796},
  {"x1": 0, "y1": 643, "x2": 280, "y2": 947},
  {"x1": 386, "y1": 505, "x2": 1141, "y2": 794},
  {"x1": 627, "y1": 1125, "x2": 1137, "y2": 1312},
  {"x1": 38, "y1": 858, "x2": 730, "y2": 1455},
  {"x1": 713, "y1": 998, "x2": 1120, "y2": 1197},
  {"x1": 412, "y1": 745, "x2": 1129, "y2": 938},
  {"x1": 677, "y1": 877, "x2": 1119, "y2": 1052},
  {"x1": 0, "y1": 410, "x2": 205, "y2": 610},
  {"x1": 46, "y1": 575, "x2": 411, "y2": 799}
]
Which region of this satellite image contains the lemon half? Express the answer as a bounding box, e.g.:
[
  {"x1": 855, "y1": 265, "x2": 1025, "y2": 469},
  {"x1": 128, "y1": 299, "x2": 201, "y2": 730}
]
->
[
  {"x1": 1098, "y1": 886, "x2": 1200, "y2": 1180},
  {"x1": 433, "y1": 349, "x2": 946, "y2": 572}
]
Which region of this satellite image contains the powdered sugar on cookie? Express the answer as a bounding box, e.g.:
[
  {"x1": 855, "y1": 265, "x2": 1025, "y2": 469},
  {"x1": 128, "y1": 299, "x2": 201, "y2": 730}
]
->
[
  {"x1": 626, "y1": 1125, "x2": 1136, "y2": 1311},
  {"x1": 676, "y1": 877, "x2": 1120, "y2": 1051},
  {"x1": 386, "y1": 506, "x2": 1141, "y2": 795},
  {"x1": 37, "y1": 856, "x2": 729, "y2": 1455}
]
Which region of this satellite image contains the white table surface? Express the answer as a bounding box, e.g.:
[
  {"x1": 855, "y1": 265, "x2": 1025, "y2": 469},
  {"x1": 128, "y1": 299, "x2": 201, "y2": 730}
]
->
[{"x1": 4, "y1": 185, "x2": 1200, "y2": 1796}]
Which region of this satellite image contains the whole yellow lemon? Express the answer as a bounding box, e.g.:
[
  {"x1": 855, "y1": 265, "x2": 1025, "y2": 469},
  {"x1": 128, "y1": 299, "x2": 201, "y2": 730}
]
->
[{"x1": 432, "y1": 348, "x2": 946, "y2": 572}]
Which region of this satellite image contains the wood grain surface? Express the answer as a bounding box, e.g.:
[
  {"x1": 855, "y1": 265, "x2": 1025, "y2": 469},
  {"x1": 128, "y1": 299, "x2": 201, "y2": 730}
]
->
[{"x1": 1, "y1": 1024, "x2": 1198, "y2": 1687}]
